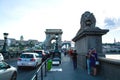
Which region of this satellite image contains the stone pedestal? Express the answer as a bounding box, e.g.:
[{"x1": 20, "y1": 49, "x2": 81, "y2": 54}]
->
[{"x1": 72, "y1": 11, "x2": 109, "y2": 69}]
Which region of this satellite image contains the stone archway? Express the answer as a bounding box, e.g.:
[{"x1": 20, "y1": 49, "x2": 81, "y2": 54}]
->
[{"x1": 44, "y1": 29, "x2": 63, "y2": 50}]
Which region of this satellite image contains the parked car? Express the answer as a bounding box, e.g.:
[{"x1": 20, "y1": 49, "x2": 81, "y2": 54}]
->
[
  {"x1": 17, "y1": 52, "x2": 42, "y2": 69},
  {"x1": 34, "y1": 50, "x2": 47, "y2": 62},
  {"x1": 0, "y1": 61, "x2": 17, "y2": 80},
  {"x1": 0, "y1": 53, "x2": 4, "y2": 61},
  {"x1": 52, "y1": 57, "x2": 61, "y2": 66},
  {"x1": 34, "y1": 50, "x2": 45, "y2": 57}
]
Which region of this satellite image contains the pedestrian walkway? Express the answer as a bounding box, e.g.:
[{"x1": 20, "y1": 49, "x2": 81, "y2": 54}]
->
[{"x1": 44, "y1": 54, "x2": 104, "y2": 80}]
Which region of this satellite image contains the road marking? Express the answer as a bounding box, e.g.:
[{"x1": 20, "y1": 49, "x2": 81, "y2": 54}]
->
[{"x1": 50, "y1": 68, "x2": 62, "y2": 72}]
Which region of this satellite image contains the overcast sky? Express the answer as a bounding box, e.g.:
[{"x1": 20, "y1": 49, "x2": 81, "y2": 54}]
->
[{"x1": 0, "y1": 0, "x2": 120, "y2": 43}]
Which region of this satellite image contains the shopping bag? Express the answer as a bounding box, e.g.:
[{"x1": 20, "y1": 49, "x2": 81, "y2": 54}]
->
[{"x1": 95, "y1": 61, "x2": 99, "y2": 65}]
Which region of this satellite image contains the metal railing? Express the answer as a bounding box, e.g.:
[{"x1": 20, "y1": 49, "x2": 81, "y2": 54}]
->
[{"x1": 31, "y1": 59, "x2": 48, "y2": 80}]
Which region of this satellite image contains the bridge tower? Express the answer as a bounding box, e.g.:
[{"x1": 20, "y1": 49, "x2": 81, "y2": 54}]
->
[{"x1": 44, "y1": 29, "x2": 63, "y2": 50}]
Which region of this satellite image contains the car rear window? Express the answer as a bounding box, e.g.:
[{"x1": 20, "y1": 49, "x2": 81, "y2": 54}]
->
[
  {"x1": 34, "y1": 51, "x2": 42, "y2": 54},
  {"x1": 53, "y1": 58, "x2": 60, "y2": 60},
  {"x1": 34, "y1": 51, "x2": 43, "y2": 57},
  {"x1": 20, "y1": 54, "x2": 33, "y2": 58}
]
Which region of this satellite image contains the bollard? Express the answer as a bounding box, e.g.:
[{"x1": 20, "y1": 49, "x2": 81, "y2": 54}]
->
[
  {"x1": 47, "y1": 59, "x2": 52, "y2": 71},
  {"x1": 41, "y1": 66, "x2": 43, "y2": 80},
  {"x1": 44, "y1": 61, "x2": 47, "y2": 77}
]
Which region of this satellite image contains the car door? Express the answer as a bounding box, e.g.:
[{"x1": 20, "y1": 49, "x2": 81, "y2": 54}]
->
[{"x1": 0, "y1": 62, "x2": 11, "y2": 80}]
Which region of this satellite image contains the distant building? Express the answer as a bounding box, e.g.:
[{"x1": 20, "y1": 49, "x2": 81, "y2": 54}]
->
[
  {"x1": 20, "y1": 35, "x2": 24, "y2": 41},
  {"x1": 0, "y1": 40, "x2": 4, "y2": 49},
  {"x1": 0, "y1": 38, "x2": 41, "y2": 51},
  {"x1": 103, "y1": 42, "x2": 120, "y2": 53}
]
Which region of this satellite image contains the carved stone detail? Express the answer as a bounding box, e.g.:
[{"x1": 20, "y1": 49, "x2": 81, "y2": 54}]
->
[{"x1": 80, "y1": 11, "x2": 96, "y2": 30}]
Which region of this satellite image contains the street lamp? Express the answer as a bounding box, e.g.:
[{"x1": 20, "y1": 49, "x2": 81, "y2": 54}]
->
[
  {"x1": 55, "y1": 35, "x2": 58, "y2": 51},
  {"x1": 52, "y1": 34, "x2": 61, "y2": 59},
  {"x1": 2, "y1": 33, "x2": 9, "y2": 58}
]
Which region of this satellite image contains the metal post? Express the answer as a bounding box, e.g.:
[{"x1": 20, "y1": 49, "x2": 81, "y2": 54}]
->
[
  {"x1": 2, "y1": 38, "x2": 7, "y2": 52},
  {"x1": 35, "y1": 72, "x2": 38, "y2": 80},
  {"x1": 41, "y1": 66, "x2": 43, "y2": 80},
  {"x1": 55, "y1": 34, "x2": 58, "y2": 51},
  {"x1": 44, "y1": 60, "x2": 47, "y2": 77},
  {"x1": 2, "y1": 33, "x2": 8, "y2": 59}
]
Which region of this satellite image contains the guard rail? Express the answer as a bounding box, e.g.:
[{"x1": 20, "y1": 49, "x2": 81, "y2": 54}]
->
[{"x1": 31, "y1": 58, "x2": 49, "y2": 80}]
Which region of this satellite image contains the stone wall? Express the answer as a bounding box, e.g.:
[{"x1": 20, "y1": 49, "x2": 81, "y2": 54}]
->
[
  {"x1": 77, "y1": 54, "x2": 120, "y2": 80},
  {"x1": 77, "y1": 54, "x2": 86, "y2": 69},
  {"x1": 99, "y1": 57, "x2": 120, "y2": 80}
]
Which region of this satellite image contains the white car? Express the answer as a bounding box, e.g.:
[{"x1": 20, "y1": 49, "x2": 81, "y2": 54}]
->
[
  {"x1": 17, "y1": 52, "x2": 42, "y2": 69},
  {"x1": 0, "y1": 53, "x2": 4, "y2": 61},
  {"x1": 0, "y1": 61, "x2": 17, "y2": 80}
]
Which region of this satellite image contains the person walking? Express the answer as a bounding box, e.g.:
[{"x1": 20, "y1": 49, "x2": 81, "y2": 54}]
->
[
  {"x1": 86, "y1": 49, "x2": 92, "y2": 75},
  {"x1": 72, "y1": 50, "x2": 78, "y2": 70},
  {"x1": 89, "y1": 48, "x2": 98, "y2": 76},
  {"x1": 64, "y1": 49, "x2": 67, "y2": 56}
]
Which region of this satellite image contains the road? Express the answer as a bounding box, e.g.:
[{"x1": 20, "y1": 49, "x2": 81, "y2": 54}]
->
[{"x1": 5, "y1": 58, "x2": 38, "y2": 80}]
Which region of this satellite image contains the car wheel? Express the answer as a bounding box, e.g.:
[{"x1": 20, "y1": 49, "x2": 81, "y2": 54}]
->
[{"x1": 11, "y1": 72, "x2": 17, "y2": 80}]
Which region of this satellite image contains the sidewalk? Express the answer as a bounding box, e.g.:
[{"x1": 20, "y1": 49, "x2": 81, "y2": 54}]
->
[{"x1": 44, "y1": 54, "x2": 104, "y2": 80}]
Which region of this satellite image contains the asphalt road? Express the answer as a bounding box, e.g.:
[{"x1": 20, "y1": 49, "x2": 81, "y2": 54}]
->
[{"x1": 5, "y1": 58, "x2": 38, "y2": 80}]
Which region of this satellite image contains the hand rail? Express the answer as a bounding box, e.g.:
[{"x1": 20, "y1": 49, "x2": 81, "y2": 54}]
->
[{"x1": 31, "y1": 58, "x2": 49, "y2": 80}]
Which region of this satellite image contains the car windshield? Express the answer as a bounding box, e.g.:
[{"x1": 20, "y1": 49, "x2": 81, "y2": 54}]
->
[
  {"x1": 0, "y1": 62, "x2": 7, "y2": 69},
  {"x1": 53, "y1": 58, "x2": 60, "y2": 60},
  {"x1": 20, "y1": 54, "x2": 33, "y2": 58}
]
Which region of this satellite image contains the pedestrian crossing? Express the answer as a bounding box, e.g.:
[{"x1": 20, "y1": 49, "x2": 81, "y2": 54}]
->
[
  {"x1": 50, "y1": 68, "x2": 62, "y2": 72},
  {"x1": 49, "y1": 53, "x2": 70, "y2": 72}
]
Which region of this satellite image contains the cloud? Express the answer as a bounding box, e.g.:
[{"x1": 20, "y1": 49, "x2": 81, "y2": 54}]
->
[
  {"x1": 0, "y1": 0, "x2": 120, "y2": 43},
  {"x1": 104, "y1": 17, "x2": 120, "y2": 31},
  {"x1": 104, "y1": 18, "x2": 115, "y2": 27}
]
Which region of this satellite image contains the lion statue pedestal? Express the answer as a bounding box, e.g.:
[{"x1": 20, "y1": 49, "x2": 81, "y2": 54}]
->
[{"x1": 72, "y1": 11, "x2": 109, "y2": 69}]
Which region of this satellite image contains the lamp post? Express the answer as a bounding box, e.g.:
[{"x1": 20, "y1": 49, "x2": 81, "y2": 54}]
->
[
  {"x1": 2, "y1": 33, "x2": 9, "y2": 58},
  {"x1": 52, "y1": 34, "x2": 61, "y2": 59},
  {"x1": 55, "y1": 35, "x2": 58, "y2": 51}
]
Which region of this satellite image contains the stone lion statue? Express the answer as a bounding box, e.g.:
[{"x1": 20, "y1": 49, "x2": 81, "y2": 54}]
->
[{"x1": 80, "y1": 11, "x2": 96, "y2": 29}]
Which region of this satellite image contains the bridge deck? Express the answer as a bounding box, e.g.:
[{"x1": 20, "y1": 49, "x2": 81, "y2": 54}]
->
[{"x1": 43, "y1": 54, "x2": 104, "y2": 80}]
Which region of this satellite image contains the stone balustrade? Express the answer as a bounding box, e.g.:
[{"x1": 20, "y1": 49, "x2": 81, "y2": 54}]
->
[{"x1": 98, "y1": 57, "x2": 120, "y2": 80}]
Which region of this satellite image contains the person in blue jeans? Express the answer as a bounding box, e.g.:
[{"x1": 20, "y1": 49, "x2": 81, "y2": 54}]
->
[
  {"x1": 72, "y1": 50, "x2": 78, "y2": 70},
  {"x1": 86, "y1": 49, "x2": 92, "y2": 75}
]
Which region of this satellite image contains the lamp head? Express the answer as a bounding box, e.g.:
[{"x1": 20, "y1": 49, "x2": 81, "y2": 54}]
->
[{"x1": 3, "y1": 33, "x2": 8, "y2": 38}]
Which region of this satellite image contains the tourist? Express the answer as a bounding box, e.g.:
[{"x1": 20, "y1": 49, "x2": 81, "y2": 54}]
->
[
  {"x1": 89, "y1": 48, "x2": 98, "y2": 76},
  {"x1": 86, "y1": 49, "x2": 92, "y2": 75},
  {"x1": 72, "y1": 50, "x2": 78, "y2": 70}
]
